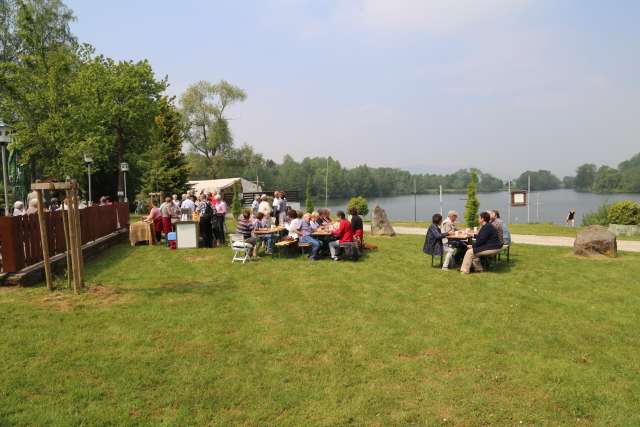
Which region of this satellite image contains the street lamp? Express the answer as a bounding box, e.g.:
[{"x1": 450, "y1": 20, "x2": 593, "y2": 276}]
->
[
  {"x1": 120, "y1": 162, "x2": 129, "y2": 203},
  {"x1": 84, "y1": 154, "x2": 93, "y2": 206},
  {"x1": 0, "y1": 120, "x2": 12, "y2": 216}
]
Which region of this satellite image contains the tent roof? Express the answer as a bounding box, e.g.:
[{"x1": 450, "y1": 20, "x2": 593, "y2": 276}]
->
[{"x1": 188, "y1": 178, "x2": 260, "y2": 194}]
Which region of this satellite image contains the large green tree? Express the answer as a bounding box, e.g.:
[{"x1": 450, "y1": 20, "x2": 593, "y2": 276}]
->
[
  {"x1": 180, "y1": 80, "x2": 246, "y2": 178},
  {"x1": 140, "y1": 97, "x2": 190, "y2": 197}
]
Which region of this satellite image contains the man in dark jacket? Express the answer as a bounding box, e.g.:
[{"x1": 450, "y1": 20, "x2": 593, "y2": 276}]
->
[{"x1": 460, "y1": 211, "x2": 502, "y2": 274}]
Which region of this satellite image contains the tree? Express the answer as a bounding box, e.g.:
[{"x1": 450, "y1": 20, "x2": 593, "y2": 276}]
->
[
  {"x1": 574, "y1": 163, "x2": 597, "y2": 192},
  {"x1": 592, "y1": 166, "x2": 621, "y2": 193},
  {"x1": 562, "y1": 176, "x2": 576, "y2": 189},
  {"x1": 0, "y1": 0, "x2": 78, "y2": 181},
  {"x1": 515, "y1": 170, "x2": 561, "y2": 191},
  {"x1": 464, "y1": 170, "x2": 480, "y2": 228},
  {"x1": 305, "y1": 177, "x2": 314, "y2": 213},
  {"x1": 180, "y1": 80, "x2": 246, "y2": 178},
  {"x1": 347, "y1": 196, "x2": 369, "y2": 216},
  {"x1": 231, "y1": 182, "x2": 241, "y2": 219},
  {"x1": 140, "y1": 97, "x2": 190, "y2": 196}
]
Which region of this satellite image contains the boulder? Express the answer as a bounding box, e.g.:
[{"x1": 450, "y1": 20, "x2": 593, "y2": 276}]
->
[
  {"x1": 371, "y1": 205, "x2": 396, "y2": 236},
  {"x1": 574, "y1": 225, "x2": 617, "y2": 257}
]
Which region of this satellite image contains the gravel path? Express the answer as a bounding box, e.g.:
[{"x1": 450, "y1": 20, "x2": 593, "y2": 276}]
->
[{"x1": 365, "y1": 225, "x2": 640, "y2": 253}]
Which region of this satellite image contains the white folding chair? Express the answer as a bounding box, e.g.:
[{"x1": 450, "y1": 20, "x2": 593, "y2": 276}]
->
[{"x1": 230, "y1": 234, "x2": 253, "y2": 264}]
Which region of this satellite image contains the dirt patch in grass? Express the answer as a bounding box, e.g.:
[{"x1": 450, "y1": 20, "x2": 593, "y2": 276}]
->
[{"x1": 39, "y1": 284, "x2": 133, "y2": 311}]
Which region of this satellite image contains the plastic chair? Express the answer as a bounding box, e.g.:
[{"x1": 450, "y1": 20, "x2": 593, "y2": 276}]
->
[{"x1": 230, "y1": 234, "x2": 253, "y2": 264}]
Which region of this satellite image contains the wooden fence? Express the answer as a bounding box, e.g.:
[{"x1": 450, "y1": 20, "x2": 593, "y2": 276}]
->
[{"x1": 0, "y1": 203, "x2": 129, "y2": 273}]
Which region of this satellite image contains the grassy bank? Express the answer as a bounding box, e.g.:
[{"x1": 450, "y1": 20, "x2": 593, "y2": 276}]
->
[{"x1": 1, "y1": 235, "x2": 640, "y2": 425}]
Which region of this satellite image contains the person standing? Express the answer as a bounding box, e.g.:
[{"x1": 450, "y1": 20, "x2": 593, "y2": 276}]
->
[
  {"x1": 566, "y1": 208, "x2": 576, "y2": 227},
  {"x1": 258, "y1": 194, "x2": 272, "y2": 218},
  {"x1": 251, "y1": 195, "x2": 260, "y2": 217},
  {"x1": 272, "y1": 191, "x2": 282, "y2": 226},
  {"x1": 160, "y1": 196, "x2": 174, "y2": 237},
  {"x1": 197, "y1": 194, "x2": 214, "y2": 248},
  {"x1": 213, "y1": 194, "x2": 227, "y2": 246},
  {"x1": 279, "y1": 192, "x2": 288, "y2": 226}
]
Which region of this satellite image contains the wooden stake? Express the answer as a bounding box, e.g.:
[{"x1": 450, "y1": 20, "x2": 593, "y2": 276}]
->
[
  {"x1": 60, "y1": 200, "x2": 74, "y2": 292},
  {"x1": 71, "y1": 184, "x2": 84, "y2": 287},
  {"x1": 66, "y1": 188, "x2": 81, "y2": 293},
  {"x1": 35, "y1": 190, "x2": 53, "y2": 291}
]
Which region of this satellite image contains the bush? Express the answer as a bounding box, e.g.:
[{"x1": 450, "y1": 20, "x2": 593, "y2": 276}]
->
[
  {"x1": 582, "y1": 203, "x2": 610, "y2": 226},
  {"x1": 347, "y1": 196, "x2": 369, "y2": 216},
  {"x1": 607, "y1": 200, "x2": 640, "y2": 225}
]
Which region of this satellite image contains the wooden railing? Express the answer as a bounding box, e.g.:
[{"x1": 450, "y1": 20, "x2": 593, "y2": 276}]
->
[{"x1": 0, "y1": 203, "x2": 129, "y2": 273}]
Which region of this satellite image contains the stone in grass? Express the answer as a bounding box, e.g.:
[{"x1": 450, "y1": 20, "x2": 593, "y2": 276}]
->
[
  {"x1": 371, "y1": 205, "x2": 396, "y2": 237},
  {"x1": 574, "y1": 225, "x2": 617, "y2": 258}
]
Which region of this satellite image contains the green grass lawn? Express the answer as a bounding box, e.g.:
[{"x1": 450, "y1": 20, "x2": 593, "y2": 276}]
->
[{"x1": 2, "y1": 236, "x2": 639, "y2": 425}]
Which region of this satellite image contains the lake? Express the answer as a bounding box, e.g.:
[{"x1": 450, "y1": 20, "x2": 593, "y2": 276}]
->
[{"x1": 323, "y1": 189, "x2": 640, "y2": 224}]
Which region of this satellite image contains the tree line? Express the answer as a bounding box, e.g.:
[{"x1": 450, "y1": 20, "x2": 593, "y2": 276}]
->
[{"x1": 567, "y1": 154, "x2": 640, "y2": 193}]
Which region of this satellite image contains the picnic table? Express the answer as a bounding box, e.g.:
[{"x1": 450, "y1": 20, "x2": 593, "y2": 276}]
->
[
  {"x1": 254, "y1": 226, "x2": 285, "y2": 235},
  {"x1": 129, "y1": 221, "x2": 156, "y2": 246}
]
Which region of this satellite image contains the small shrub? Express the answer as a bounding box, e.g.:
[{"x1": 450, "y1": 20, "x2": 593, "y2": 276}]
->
[
  {"x1": 347, "y1": 196, "x2": 369, "y2": 216},
  {"x1": 582, "y1": 203, "x2": 610, "y2": 226},
  {"x1": 607, "y1": 200, "x2": 640, "y2": 225}
]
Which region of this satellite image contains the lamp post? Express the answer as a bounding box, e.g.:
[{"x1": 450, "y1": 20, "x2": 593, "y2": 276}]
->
[
  {"x1": 0, "y1": 121, "x2": 12, "y2": 216},
  {"x1": 120, "y1": 162, "x2": 129, "y2": 203},
  {"x1": 84, "y1": 154, "x2": 93, "y2": 206}
]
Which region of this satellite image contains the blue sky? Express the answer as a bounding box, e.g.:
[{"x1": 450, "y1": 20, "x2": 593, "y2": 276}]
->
[{"x1": 66, "y1": 0, "x2": 640, "y2": 178}]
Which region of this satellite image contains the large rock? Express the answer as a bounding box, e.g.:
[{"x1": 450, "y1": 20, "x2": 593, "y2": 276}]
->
[
  {"x1": 371, "y1": 205, "x2": 396, "y2": 236},
  {"x1": 574, "y1": 225, "x2": 617, "y2": 257}
]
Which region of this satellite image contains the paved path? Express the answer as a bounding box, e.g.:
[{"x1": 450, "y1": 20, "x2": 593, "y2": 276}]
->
[{"x1": 364, "y1": 225, "x2": 640, "y2": 253}]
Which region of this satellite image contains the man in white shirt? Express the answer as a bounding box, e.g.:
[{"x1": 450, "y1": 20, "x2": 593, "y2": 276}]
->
[
  {"x1": 258, "y1": 195, "x2": 272, "y2": 218},
  {"x1": 286, "y1": 210, "x2": 303, "y2": 239}
]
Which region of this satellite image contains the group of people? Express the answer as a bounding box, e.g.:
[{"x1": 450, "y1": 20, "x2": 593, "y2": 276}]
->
[
  {"x1": 11, "y1": 194, "x2": 114, "y2": 216},
  {"x1": 235, "y1": 201, "x2": 364, "y2": 261},
  {"x1": 145, "y1": 191, "x2": 228, "y2": 247},
  {"x1": 423, "y1": 209, "x2": 511, "y2": 274}
]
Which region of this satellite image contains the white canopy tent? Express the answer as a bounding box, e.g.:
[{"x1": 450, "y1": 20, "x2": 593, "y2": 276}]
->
[{"x1": 188, "y1": 178, "x2": 261, "y2": 195}]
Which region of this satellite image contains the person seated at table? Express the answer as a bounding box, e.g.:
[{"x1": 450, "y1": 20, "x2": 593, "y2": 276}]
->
[
  {"x1": 317, "y1": 209, "x2": 332, "y2": 227},
  {"x1": 310, "y1": 211, "x2": 321, "y2": 228},
  {"x1": 144, "y1": 201, "x2": 163, "y2": 243},
  {"x1": 300, "y1": 213, "x2": 322, "y2": 261},
  {"x1": 441, "y1": 210, "x2": 464, "y2": 264},
  {"x1": 489, "y1": 210, "x2": 511, "y2": 246},
  {"x1": 423, "y1": 213, "x2": 455, "y2": 270},
  {"x1": 349, "y1": 207, "x2": 364, "y2": 246},
  {"x1": 285, "y1": 209, "x2": 303, "y2": 240},
  {"x1": 254, "y1": 212, "x2": 274, "y2": 254},
  {"x1": 442, "y1": 210, "x2": 459, "y2": 233},
  {"x1": 236, "y1": 209, "x2": 257, "y2": 247},
  {"x1": 460, "y1": 211, "x2": 502, "y2": 274},
  {"x1": 329, "y1": 210, "x2": 353, "y2": 261}
]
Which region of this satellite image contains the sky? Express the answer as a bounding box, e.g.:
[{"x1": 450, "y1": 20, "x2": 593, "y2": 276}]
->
[{"x1": 65, "y1": 0, "x2": 640, "y2": 179}]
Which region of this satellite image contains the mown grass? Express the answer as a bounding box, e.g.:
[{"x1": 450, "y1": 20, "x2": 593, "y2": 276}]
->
[{"x1": 1, "y1": 236, "x2": 639, "y2": 425}]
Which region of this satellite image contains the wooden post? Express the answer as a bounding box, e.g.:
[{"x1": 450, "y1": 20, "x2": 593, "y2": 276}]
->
[
  {"x1": 65, "y1": 188, "x2": 81, "y2": 293},
  {"x1": 71, "y1": 183, "x2": 84, "y2": 287},
  {"x1": 60, "y1": 200, "x2": 74, "y2": 292},
  {"x1": 35, "y1": 189, "x2": 53, "y2": 291}
]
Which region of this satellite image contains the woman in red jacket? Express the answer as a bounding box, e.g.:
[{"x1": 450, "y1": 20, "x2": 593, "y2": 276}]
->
[{"x1": 329, "y1": 210, "x2": 353, "y2": 260}]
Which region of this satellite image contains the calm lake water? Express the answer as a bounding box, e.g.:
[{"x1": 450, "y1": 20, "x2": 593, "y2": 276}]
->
[{"x1": 323, "y1": 189, "x2": 640, "y2": 224}]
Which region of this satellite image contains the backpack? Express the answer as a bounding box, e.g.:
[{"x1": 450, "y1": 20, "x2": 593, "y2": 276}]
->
[{"x1": 201, "y1": 202, "x2": 214, "y2": 219}]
